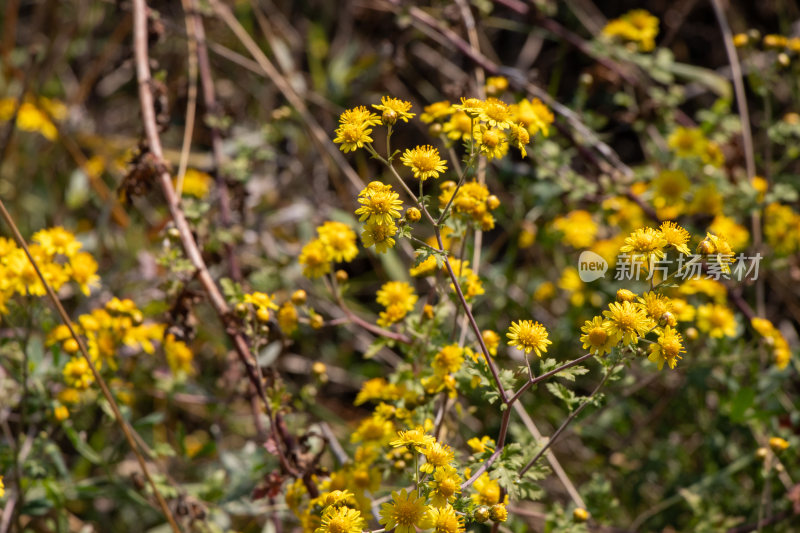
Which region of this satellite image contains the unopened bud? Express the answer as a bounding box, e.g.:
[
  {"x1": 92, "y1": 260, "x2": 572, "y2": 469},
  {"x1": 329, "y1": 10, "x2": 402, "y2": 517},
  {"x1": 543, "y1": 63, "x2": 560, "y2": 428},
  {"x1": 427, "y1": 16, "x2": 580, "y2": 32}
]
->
[
  {"x1": 291, "y1": 290, "x2": 307, "y2": 305},
  {"x1": 335, "y1": 270, "x2": 348, "y2": 282},
  {"x1": 573, "y1": 508, "x2": 590, "y2": 522},
  {"x1": 473, "y1": 507, "x2": 490, "y2": 523}
]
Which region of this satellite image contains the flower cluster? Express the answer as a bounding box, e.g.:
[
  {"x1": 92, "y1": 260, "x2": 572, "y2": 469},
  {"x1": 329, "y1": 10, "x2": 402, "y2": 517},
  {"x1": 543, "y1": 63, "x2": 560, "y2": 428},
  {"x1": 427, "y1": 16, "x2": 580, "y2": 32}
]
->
[
  {"x1": 299, "y1": 220, "x2": 359, "y2": 277},
  {"x1": 0, "y1": 96, "x2": 66, "y2": 141},
  {"x1": 0, "y1": 228, "x2": 99, "y2": 312},
  {"x1": 438, "y1": 180, "x2": 499, "y2": 230},
  {"x1": 376, "y1": 281, "x2": 418, "y2": 327}
]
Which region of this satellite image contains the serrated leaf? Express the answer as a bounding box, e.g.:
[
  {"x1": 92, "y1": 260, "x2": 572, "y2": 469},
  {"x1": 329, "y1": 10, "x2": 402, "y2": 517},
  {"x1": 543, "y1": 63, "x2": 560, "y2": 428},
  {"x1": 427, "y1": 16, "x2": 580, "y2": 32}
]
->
[{"x1": 555, "y1": 364, "x2": 589, "y2": 382}]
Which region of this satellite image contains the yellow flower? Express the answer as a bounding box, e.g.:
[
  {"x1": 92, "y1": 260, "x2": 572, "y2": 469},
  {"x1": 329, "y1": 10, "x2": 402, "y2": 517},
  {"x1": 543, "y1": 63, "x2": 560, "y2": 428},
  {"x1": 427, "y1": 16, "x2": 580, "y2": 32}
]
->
[
  {"x1": 637, "y1": 291, "x2": 672, "y2": 323},
  {"x1": 769, "y1": 437, "x2": 790, "y2": 451},
  {"x1": 32, "y1": 227, "x2": 83, "y2": 258},
  {"x1": 619, "y1": 227, "x2": 667, "y2": 264},
  {"x1": 54, "y1": 405, "x2": 69, "y2": 421},
  {"x1": 602, "y1": 301, "x2": 653, "y2": 346},
  {"x1": 452, "y1": 97, "x2": 484, "y2": 117},
  {"x1": 481, "y1": 329, "x2": 500, "y2": 356},
  {"x1": 351, "y1": 415, "x2": 394, "y2": 445},
  {"x1": 648, "y1": 325, "x2": 685, "y2": 370},
  {"x1": 659, "y1": 221, "x2": 691, "y2": 255},
  {"x1": 509, "y1": 98, "x2": 554, "y2": 137},
  {"x1": 476, "y1": 125, "x2": 508, "y2": 160},
  {"x1": 299, "y1": 239, "x2": 332, "y2": 278},
  {"x1": 490, "y1": 503, "x2": 508, "y2": 522},
  {"x1": 63, "y1": 357, "x2": 93, "y2": 390},
  {"x1": 355, "y1": 184, "x2": 403, "y2": 226},
  {"x1": 164, "y1": 334, "x2": 194, "y2": 375},
  {"x1": 0, "y1": 475, "x2": 4, "y2": 498},
  {"x1": 696, "y1": 303, "x2": 737, "y2": 338},
  {"x1": 317, "y1": 221, "x2": 359, "y2": 263},
  {"x1": 709, "y1": 215, "x2": 749, "y2": 252},
  {"x1": 429, "y1": 466, "x2": 462, "y2": 507},
  {"x1": 689, "y1": 184, "x2": 724, "y2": 216},
  {"x1": 400, "y1": 145, "x2": 448, "y2": 181},
  {"x1": 602, "y1": 9, "x2": 659, "y2": 51},
  {"x1": 376, "y1": 281, "x2": 418, "y2": 312},
  {"x1": 178, "y1": 168, "x2": 212, "y2": 198},
  {"x1": 507, "y1": 320, "x2": 552, "y2": 357},
  {"x1": 338, "y1": 105, "x2": 381, "y2": 127},
  {"x1": 379, "y1": 489, "x2": 428, "y2": 533},
  {"x1": 390, "y1": 427, "x2": 435, "y2": 451},
  {"x1": 485, "y1": 76, "x2": 509, "y2": 95},
  {"x1": 410, "y1": 255, "x2": 438, "y2": 277},
  {"x1": 420, "y1": 100, "x2": 453, "y2": 123},
  {"x1": 651, "y1": 170, "x2": 690, "y2": 219},
  {"x1": 471, "y1": 472, "x2": 501, "y2": 505},
  {"x1": 361, "y1": 221, "x2": 398, "y2": 253},
  {"x1": 467, "y1": 435, "x2": 495, "y2": 454},
  {"x1": 68, "y1": 252, "x2": 100, "y2": 296},
  {"x1": 667, "y1": 127, "x2": 707, "y2": 158},
  {"x1": 373, "y1": 96, "x2": 415, "y2": 124},
  {"x1": 278, "y1": 302, "x2": 298, "y2": 334},
  {"x1": 443, "y1": 110, "x2": 475, "y2": 142},
  {"x1": 507, "y1": 123, "x2": 530, "y2": 157},
  {"x1": 421, "y1": 505, "x2": 465, "y2": 533},
  {"x1": 479, "y1": 97, "x2": 512, "y2": 130},
  {"x1": 433, "y1": 344, "x2": 465, "y2": 375},
  {"x1": 315, "y1": 505, "x2": 365, "y2": 533},
  {"x1": 580, "y1": 316, "x2": 615, "y2": 355},
  {"x1": 420, "y1": 441, "x2": 455, "y2": 473},
  {"x1": 553, "y1": 210, "x2": 598, "y2": 248}
]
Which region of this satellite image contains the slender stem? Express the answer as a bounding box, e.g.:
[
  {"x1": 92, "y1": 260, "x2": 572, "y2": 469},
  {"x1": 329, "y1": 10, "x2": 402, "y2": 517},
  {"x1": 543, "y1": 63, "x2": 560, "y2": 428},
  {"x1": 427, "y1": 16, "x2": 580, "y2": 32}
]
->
[
  {"x1": 509, "y1": 352, "x2": 596, "y2": 405},
  {"x1": 518, "y1": 365, "x2": 615, "y2": 476},
  {"x1": 132, "y1": 0, "x2": 301, "y2": 481},
  {"x1": 0, "y1": 197, "x2": 182, "y2": 533}
]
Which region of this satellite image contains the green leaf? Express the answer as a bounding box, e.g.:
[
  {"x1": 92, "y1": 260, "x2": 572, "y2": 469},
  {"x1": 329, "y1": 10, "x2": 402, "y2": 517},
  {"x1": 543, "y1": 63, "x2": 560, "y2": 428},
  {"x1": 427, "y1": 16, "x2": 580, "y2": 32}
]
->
[{"x1": 64, "y1": 425, "x2": 102, "y2": 464}]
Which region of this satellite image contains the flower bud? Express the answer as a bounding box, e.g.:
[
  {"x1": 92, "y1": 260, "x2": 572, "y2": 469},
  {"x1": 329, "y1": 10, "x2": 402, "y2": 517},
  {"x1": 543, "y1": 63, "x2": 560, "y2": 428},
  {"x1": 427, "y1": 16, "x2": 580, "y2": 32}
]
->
[
  {"x1": 487, "y1": 195, "x2": 500, "y2": 210},
  {"x1": 310, "y1": 313, "x2": 324, "y2": 329},
  {"x1": 382, "y1": 109, "x2": 398, "y2": 125},
  {"x1": 473, "y1": 507, "x2": 490, "y2": 523},
  {"x1": 489, "y1": 504, "x2": 508, "y2": 522},
  {"x1": 335, "y1": 270, "x2": 349, "y2": 282},
  {"x1": 256, "y1": 307, "x2": 271, "y2": 323},
  {"x1": 769, "y1": 437, "x2": 790, "y2": 452},
  {"x1": 616, "y1": 289, "x2": 636, "y2": 302},
  {"x1": 291, "y1": 290, "x2": 307, "y2": 305},
  {"x1": 406, "y1": 207, "x2": 421, "y2": 222},
  {"x1": 573, "y1": 508, "x2": 590, "y2": 522},
  {"x1": 63, "y1": 338, "x2": 79, "y2": 354}
]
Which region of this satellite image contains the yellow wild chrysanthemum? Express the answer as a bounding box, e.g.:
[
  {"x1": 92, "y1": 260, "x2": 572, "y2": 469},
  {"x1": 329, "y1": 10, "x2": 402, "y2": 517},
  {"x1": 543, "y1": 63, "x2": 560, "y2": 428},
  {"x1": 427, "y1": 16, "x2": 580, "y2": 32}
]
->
[
  {"x1": 602, "y1": 301, "x2": 653, "y2": 346},
  {"x1": 33, "y1": 226, "x2": 82, "y2": 258},
  {"x1": 648, "y1": 325, "x2": 685, "y2": 370},
  {"x1": 420, "y1": 100, "x2": 453, "y2": 123},
  {"x1": 390, "y1": 427, "x2": 434, "y2": 451},
  {"x1": 298, "y1": 239, "x2": 332, "y2": 278},
  {"x1": 429, "y1": 466, "x2": 462, "y2": 508},
  {"x1": 510, "y1": 97, "x2": 554, "y2": 137},
  {"x1": 443, "y1": 110, "x2": 475, "y2": 142},
  {"x1": 333, "y1": 106, "x2": 379, "y2": 153},
  {"x1": 553, "y1": 210, "x2": 598, "y2": 248},
  {"x1": 351, "y1": 414, "x2": 394, "y2": 445},
  {"x1": 400, "y1": 145, "x2": 448, "y2": 181},
  {"x1": 376, "y1": 281, "x2": 417, "y2": 312},
  {"x1": 63, "y1": 357, "x2": 93, "y2": 390},
  {"x1": 373, "y1": 96, "x2": 415, "y2": 124},
  {"x1": 619, "y1": 227, "x2": 667, "y2": 264},
  {"x1": 667, "y1": 127, "x2": 707, "y2": 158},
  {"x1": 696, "y1": 303, "x2": 737, "y2": 338},
  {"x1": 709, "y1": 215, "x2": 749, "y2": 252},
  {"x1": 354, "y1": 185, "x2": 403, "y2": 226},
  {"x1": 651, "y1": 170, "x2": 690, "y2": 219},
  {"x1": 164, "y1": 334, "x2": 194, "y2": 375},
  {"x1": 177, "y1": 168, "x2": 212, "y2": 198},
  {"x1": 315, "y1": 505, "x2": 365, "y2": 533},
  {"x1": 317, "y1": 221, "x2": 359, "y2": 263},
  {"x1": 452, "y1": 97, "x2": 484, "y2": 117},
  {"x1": 507, "y1": 320, "x2": 552, "y2": 357},
  {"x1": 471, "y1": 471, "x2": 502, "y2": 505},
  {"x1": 361, "y1": 221, "x2": 398, "y2": 253},
  {"x1": 68, "y1": 252, "x2": 100, "y2": 296},
  {"x1": 637, "y1": 291, "x2": 673, "y2": 324},
  {"x1": 482, "y1": 329, "x2": 500, "y2": 356},
  {"x1": 602, "y1": 9, "x2": 659, "y2": 51},
  {"x1": 476, "y1": 125, "x2": 508, "y2": 160},
  {"x1": 277, "y1": 302, "x2": 298, "y2": 334},
  {"x1": 420, "y1": 441, "x2": 455, "y2": 473},
  {"x1": 479, "y1": 97, "x2": 512, "y2": 130},
  {"x1": 507, "y1": 123, "x2": 530, "y2": 158},
  {"x1": 659, "y1": 221, "x2": 691, "y2": 255},
  {"x1": 580, "y1": 316, "x2": 615, "y2": 355},
  {"x1": 432, "y1": 344, "x2": 465, "y2": 376},
  {"x1": 421, "y1": 505, "x2": 465, "y2": 533},
  {"x1": 379, "y1": 489, "x2": 428, "y2": 533}
]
